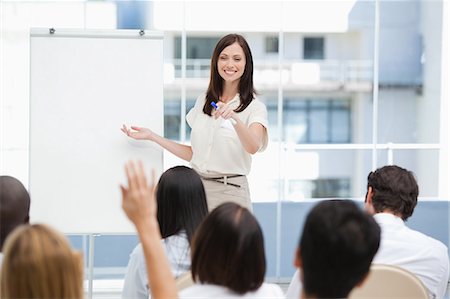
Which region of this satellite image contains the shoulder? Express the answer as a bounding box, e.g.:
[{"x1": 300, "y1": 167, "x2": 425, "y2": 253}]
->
[
  {"x1": 408, "y1": 228, "x2": 449, "y2": 253},
  {"x1": 131, "y1": 243, "x2": 144, "y2": 258},
  {"x1": 163, "y1": 231, "x2": 189, "y2": 246},
  {"x1": 195, "y1": 93, "x2": 207, "y2": 106},
  {"x1": 246, "y1": 97, "x2": 267, "y2": 110},
  {"x1": 187, "y1": 94, "x2": 208, "y2": 125},
  {"x1": 254, "y1": 283, "x2": 284, "y2": 297},
  {"x1": 180, "y1": 284, "x2": 229, "y2": 297}
]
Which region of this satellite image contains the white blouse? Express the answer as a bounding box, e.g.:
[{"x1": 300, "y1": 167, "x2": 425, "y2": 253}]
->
[
  {"x1": 180, "y1": 283, "x2": 284, "y2": 298},
  {"x1": 121, "y1": 232, "x2": 190, "y2": 299},
  {"x1": 186, "y1": 93, "x2": 268, "y2": 176}
]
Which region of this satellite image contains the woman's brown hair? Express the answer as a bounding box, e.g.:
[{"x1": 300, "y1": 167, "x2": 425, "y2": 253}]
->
[{"x1": 203, "y1": 33, "x2": 257, "y2": 116}]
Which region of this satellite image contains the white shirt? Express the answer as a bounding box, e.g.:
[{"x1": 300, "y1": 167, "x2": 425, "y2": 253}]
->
[
  {"x1": 186, "y1": 94, "x2": 268, "y2": 176},
  {"x1": 122, "y1": 232, "x2": 190, "y2": 299},
  {"x1": 285, "y1": 270, "x2": 301, "y2": 299},
  {"x1": 373, "y1": 213, "x2": 450, "y2": 299},
  {"x1": 179, "y1": 282, "x2": 284, "y2": 298},
  {"x1": 285, "y1": 213, "x2": 450, "y2": 299}
]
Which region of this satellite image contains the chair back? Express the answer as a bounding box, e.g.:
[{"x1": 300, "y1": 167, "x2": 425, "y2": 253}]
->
[
  {"x1": 176, "y1": 271, "x2": 195, "y2": 291},
  {"x1": 350, "y1": 264, "x2": 429, "y2": 299}
]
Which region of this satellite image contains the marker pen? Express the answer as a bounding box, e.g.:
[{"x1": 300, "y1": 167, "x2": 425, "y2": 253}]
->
[{"x1": 211, "y1": 101, "x2": 237, "y2": 125}]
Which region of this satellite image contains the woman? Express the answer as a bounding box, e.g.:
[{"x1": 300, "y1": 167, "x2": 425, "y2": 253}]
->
[
  {"x1": 0, "y1": 224, "x2": 83, "y2": 299},
  {"x1": 180, "y1": 202, "x2": 283, "y2": 298},
  {"x1": 122, "y1": 34, "x2": 268, "y2": 211},
  {"x1": 121, "y1": 161, "x2": 282, "y2": 299},
  {"x1": 122, "y1": 166, "x2": 208, "y2": 299}
]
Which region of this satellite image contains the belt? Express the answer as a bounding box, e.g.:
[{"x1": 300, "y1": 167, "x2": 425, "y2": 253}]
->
[{"x1": 201, "y1": 174, "x2": 244, "y2": 188}]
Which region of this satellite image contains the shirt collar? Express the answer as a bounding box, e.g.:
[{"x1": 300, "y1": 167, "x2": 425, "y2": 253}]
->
[
  {"x1": 373, "y1": 212, "x2": 405, "y2": 227},
  {"x1": 222, "y1": 93, "x2": 240, "y2": 106}
]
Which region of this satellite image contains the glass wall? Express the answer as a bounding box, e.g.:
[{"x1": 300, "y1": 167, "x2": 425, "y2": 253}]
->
[{"x1": 1, "y1": 0, "x2": 448, "y2": 289}]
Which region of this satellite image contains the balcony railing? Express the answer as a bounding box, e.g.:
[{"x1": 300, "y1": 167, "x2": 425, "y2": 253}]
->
[{"x1": 165, "y1": 59, "x2": 373, "y2": 85}]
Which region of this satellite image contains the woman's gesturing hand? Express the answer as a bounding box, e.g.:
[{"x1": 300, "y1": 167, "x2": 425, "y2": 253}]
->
[
  {"x1": 212, "y1": 101, "x2": 237, "y2": 122},
  {"x1": 121, "y1": 124, "x2": 154, "y2": 141}
]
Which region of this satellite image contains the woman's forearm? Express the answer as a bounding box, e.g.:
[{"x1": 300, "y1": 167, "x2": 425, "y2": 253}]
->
[
  {"x1": 232, "y1": 119, "x2": 266, "y2": 154},
  {"x1": 152, "y1": 134, "x2": 193, "y2": 162}
]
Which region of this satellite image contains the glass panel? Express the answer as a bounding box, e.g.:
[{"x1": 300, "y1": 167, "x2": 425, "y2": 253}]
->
[
  {"x1": 331, "y1": 109, "x2": 351, "y2": 143},
  {"x1": 262, "y1": 94, "x2": 279, "y2": 142},
  {"x1": 376, "y1": 149, "x2": 439, "y2": 198},
  {"x1": 283, "y1": 99, "x2": 308, "y2": 144},
  {"x1": 309, "y1": 108, "x2": 329, "y2": 143},
  {"x1": 282, "y1": 98, "x2": 352, "y2": 144},
  {"x1": 377, "y1": 1, "x2": 441, "y2": 143},
  {"x1": 281, "y1": 149, "x2": 373, "y2": 200},
  {"x1": 93, "y1": 235, "x2": 139, "y2": 279},
  {"x1": 248, "y1": 144, "x2": 281, "y2": 203},
  {"x1": 164, "y1": 99, "x2": 181, "y2": 140},
  {"x1": 115, "y1": 1, "x2": 149, "y2": 29}
]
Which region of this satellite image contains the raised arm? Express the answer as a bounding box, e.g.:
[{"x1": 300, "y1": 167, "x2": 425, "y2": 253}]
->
[
  {"x1": 121, "y1": 125, "x2": 193, "y2": 161},
  {"x1": 121, "y1": 161, "x2": 178, "y2": 299}
]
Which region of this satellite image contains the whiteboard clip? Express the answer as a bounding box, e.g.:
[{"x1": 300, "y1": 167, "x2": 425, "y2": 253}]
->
[
  {"x1": 49, "y1": 28, "x2": 55, "y2": 35},
  {"x1": 139, "y1": 29, "x2": 145, "y2": 36}
]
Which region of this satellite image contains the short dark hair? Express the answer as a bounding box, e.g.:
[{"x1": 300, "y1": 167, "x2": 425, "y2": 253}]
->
[
  {"x1": 156, "y1": 166, "x2": 208, "y2": 243},
  {"x1": 367, "y1": 165, "x2": 419, "y2": 220},
  {"x1": 191, "y1": 202, "x2": 265, "y2": 294},
  {"x1": 299, "y1": 200, "x2": 380, "y2": 299},
  {"x1": 0, "y1": 176, "x2": 30, "y2": 251},
  {"x1": 204, "y1": 33, "x2": 256, "y2": 115}
]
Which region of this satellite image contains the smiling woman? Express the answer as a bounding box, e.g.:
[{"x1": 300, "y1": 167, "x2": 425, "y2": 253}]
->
[{"x1": 122, "y1": 34, "x2": 269, "y2": 212}]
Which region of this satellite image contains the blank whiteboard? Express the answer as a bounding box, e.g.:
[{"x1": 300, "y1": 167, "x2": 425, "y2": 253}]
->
[{"x1": 29, "y1": 29, "x2": 163, "y2": 234}]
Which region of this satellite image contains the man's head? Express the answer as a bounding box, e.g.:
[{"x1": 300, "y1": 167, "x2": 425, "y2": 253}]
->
[
  {"x1": 0, "y1": 176, "x2": 30, "y2": 251},
  {"x1": 365, "y1": 165, "x2": 419, "y2": 220},
  {"x1": 296, "y1": 200, "x2": 380, "y2": 299}
]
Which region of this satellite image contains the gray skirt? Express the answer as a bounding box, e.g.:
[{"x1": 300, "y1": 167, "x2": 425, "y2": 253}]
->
[{"x1": 199, "y1": 175, "x2": 252, "y2": 212}]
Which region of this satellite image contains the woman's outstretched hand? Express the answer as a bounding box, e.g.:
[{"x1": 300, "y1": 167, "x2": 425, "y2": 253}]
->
[{"x1": 121, "y1": 125, "x2": 154, "y2": 141}]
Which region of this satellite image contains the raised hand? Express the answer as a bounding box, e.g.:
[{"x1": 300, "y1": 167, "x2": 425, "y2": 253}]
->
[
  {"x1": 120, "y1": 160, "x2": 157, "y2": 228},
  {"x1": 121, "y1": 124, "x2": 154, "y2": 141}
]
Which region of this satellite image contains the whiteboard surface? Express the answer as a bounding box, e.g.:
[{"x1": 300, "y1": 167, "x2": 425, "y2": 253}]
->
[{"x1": 29, "y1": 29, "x2": 163, "y2": 233}]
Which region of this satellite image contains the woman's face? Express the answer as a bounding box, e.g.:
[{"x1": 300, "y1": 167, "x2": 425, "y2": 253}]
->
[{"x1": 217, "y1": 42, "x2": 246, "y2": 84}]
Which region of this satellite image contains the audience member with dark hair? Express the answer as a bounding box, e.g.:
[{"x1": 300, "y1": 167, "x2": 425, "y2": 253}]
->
[
  {"x1": 366, "y1": 165, "x2": 449, "y2": 299},
  {"x1": 0, "y1": 175, "x2": 30, "y2": 264},
  {"x1": 122, "y1": 166, "x2": 208, "y2": 299},
  {"x1": 0, "y1": 224, "x2": 83, "y2": 299},
  {"x1": 181, "y1": 202, "x2": 282, "y2": 297},
  {"x1": 295, "y1": 200, "x2": 380, "y2": 299},
  {"x1": 121, "y1": 161, "x2": 283, "y2": 299}
]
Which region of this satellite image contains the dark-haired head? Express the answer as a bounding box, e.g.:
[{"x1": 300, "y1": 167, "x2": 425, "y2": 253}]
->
[
  {"x1": 365, "y1": 165, "x2": 419, "y2": 220},
  {"x1": 156, "y1": 166, "x2": 208, "y2": 243},
  {"x1": 298, "y1": 200, "x2": 380, "y2": 298},
  {"x1": 191, "y1": 202, "x2": 266, "y2": 294},
  {"x1": 0, "y1": 176, "x2": 30, "y2": 251},
  {"x1": 204, "y1": 33, "x2": 256, "y2": 115}
]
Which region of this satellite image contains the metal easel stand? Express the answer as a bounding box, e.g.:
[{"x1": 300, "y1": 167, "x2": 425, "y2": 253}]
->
[{"x1": 87, "y1": 234, "x2": 100, "y2": 299}]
